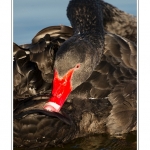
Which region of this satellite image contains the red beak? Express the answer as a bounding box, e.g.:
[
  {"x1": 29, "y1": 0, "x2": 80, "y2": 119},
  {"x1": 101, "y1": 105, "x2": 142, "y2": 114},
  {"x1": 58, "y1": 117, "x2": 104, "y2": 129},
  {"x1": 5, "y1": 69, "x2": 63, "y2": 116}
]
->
[{"x1": 43, "y1": 68, "x2": 75, "y2": 112}]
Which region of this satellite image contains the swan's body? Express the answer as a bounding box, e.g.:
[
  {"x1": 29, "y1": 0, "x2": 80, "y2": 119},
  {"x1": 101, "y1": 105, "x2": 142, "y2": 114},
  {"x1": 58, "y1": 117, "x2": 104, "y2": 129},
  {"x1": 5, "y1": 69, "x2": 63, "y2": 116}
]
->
[{"x1": 13, "y1": 0, "x2": 136, "y2": 149}]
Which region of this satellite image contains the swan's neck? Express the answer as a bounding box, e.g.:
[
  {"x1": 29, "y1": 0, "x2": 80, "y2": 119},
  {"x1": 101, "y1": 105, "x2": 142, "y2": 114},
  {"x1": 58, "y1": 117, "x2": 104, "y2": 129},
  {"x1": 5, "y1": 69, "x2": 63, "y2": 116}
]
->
[
  {"x1": 67, "y1": 0, "x2": 104, "y2": 62},
  {"x1": 67, "y1": 0, "x2": 104, "y2": 37}
]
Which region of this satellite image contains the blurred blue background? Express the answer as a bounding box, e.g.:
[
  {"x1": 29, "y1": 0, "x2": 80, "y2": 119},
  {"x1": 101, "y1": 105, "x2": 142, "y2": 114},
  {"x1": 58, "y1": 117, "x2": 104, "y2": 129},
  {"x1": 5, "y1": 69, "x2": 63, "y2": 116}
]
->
[{"x1": 13, "y1": 0, "x2": 137, "y2": 45}]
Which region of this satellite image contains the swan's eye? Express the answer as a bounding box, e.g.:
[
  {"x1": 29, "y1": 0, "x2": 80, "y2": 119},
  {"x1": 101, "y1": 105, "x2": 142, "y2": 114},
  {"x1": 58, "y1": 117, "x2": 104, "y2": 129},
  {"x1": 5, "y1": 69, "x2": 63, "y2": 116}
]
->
[{"x1": 75, "y1": 64, "x2": 80, "y2": 69}]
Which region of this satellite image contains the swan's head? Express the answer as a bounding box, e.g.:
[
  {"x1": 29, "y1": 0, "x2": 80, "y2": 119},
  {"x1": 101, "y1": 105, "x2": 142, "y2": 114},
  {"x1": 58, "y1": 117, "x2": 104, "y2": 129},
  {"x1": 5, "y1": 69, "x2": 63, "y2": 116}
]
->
[{"x1": 44, "y1": 36, "x2": 100, "y2": 112}]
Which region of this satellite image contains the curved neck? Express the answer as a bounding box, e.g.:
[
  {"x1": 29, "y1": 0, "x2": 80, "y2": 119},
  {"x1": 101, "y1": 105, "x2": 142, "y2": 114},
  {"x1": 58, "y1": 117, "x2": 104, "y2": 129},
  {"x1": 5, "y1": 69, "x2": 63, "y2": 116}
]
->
[{"x1": 67, "y1": 0, "x2": 104, "y2": 37}]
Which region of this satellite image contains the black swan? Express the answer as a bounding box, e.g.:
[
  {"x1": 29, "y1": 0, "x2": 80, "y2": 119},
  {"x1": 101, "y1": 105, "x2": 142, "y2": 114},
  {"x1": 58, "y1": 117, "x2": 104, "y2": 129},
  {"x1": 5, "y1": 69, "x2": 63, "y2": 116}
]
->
[{"x1": 13, "y1": 0, "x2": 137, "y2": 149}]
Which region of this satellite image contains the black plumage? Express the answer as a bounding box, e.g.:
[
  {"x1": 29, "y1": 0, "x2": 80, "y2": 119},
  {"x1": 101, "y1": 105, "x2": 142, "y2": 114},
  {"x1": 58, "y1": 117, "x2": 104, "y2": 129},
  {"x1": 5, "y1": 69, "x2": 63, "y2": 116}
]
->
[{"x1": 13, "y1": 0, "x2": 136, "y2": 149}]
